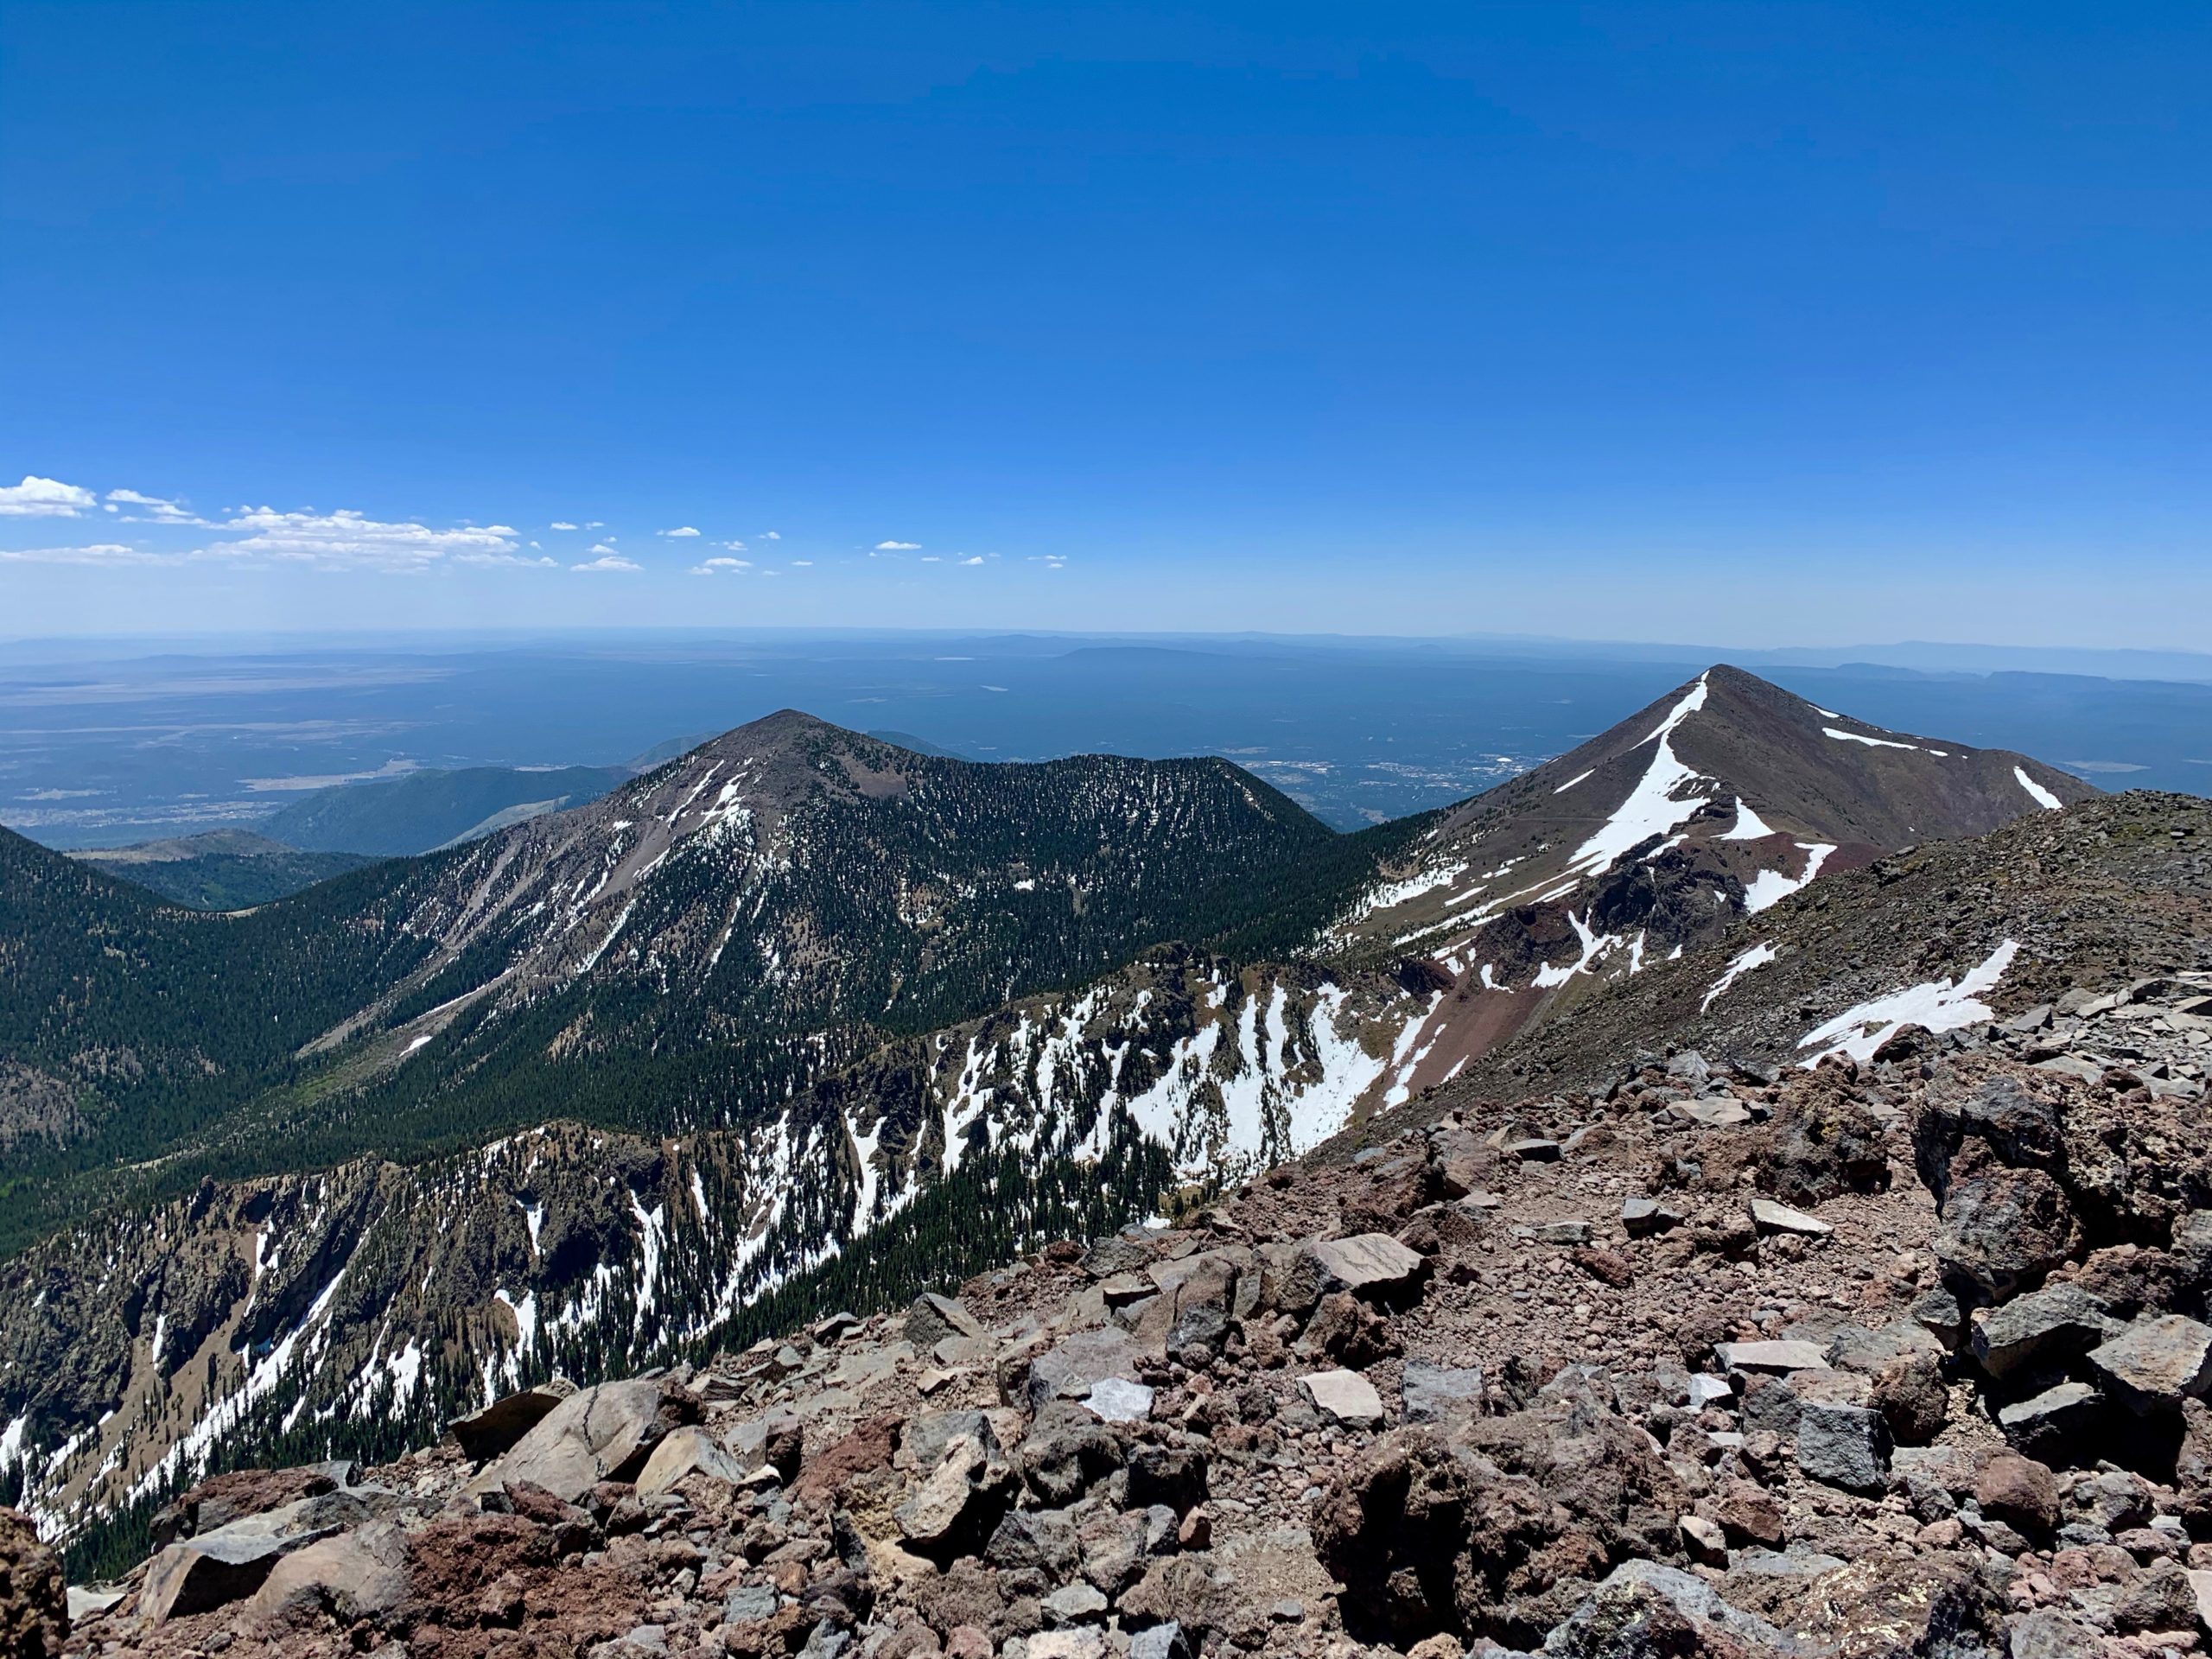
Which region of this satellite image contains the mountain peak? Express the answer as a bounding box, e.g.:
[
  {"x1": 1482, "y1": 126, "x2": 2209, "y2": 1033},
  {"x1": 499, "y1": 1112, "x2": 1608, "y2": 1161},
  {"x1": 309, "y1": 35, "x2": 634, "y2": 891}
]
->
[{"x1": 1329, "y1": 664, "x2": 2095, "y2": 1092}]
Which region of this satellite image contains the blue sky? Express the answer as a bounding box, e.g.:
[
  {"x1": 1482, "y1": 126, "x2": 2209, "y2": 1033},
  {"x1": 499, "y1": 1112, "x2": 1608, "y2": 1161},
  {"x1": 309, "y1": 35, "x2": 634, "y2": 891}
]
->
[{"x1": 2, "y1": 2, "x2": 2206, "y2": 644}]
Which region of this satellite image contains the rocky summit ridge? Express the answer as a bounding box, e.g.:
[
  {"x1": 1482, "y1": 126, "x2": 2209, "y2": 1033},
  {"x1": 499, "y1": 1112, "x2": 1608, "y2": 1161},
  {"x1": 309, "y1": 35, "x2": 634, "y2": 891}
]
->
[{"x1": 3, "y1": 792, "x2": 2209, "y2": 1658}]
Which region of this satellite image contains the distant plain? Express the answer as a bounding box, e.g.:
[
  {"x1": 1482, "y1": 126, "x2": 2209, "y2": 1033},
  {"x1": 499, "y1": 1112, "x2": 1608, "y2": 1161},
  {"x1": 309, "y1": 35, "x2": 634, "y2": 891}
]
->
[{"x1": 3, "y1": 630, "x2": 2209, "y2": 848}]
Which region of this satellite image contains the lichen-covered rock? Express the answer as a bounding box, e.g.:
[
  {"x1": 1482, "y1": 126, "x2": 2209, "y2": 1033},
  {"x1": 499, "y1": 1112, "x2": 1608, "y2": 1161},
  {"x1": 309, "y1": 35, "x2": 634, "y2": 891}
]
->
[
  {"x1": 1751, "y1": 1070, "x2": 1891, "y2": 1205},
  {"x1": 1316, "y1": 1389, "x2": 1685, "y2": 1648},
  {"x1": 1930, "y1": 1154, "x2": 2078, "y2": 1302},
  {"x1": 0, "y1": 1510, "x2": 65, "y2": 1659}
]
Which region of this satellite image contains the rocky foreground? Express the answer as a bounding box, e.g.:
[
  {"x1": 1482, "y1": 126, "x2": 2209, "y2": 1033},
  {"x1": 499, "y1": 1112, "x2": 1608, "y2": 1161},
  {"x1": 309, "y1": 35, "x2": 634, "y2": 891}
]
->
[{"x1": 13, "y1": 963, "x2": 2212, "y2": 1659}]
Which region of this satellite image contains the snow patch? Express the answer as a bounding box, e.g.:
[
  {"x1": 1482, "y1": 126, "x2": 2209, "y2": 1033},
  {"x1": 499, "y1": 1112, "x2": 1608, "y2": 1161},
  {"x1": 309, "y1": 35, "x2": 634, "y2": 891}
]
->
[
  {"x1": 1797, "y1": 939, "x2": 2020, "y2": 1067},
  {"x1": 1824, "y1": 727, "x2": 1923, "y2": 753},
  {"x1": 1702, "y1": 942, "x2": 1777, "y2": 1012},
  {"x1": 1565, "y1": 675, "x2": 1713, "y2": 877},
  {"x1": 1742, "y1": 842, "x2": 1836, "y2": 914},
  {"x1": 1531, "y1": 912, "x2": 1626, "y2": 988},
  {"x1": 2014, "y1": 766, "x2": 2063, "y2": 811},
  {"x1": 1721, "y1": 801, "x2": 1777, "y2": 841}
]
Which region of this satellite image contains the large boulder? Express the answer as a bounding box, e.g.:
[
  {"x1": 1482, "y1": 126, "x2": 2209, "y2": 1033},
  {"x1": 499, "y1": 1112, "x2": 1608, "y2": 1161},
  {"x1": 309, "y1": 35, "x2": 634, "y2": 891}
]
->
[
  {"x1": 0, "y1": 1510, "x2": 65, "y2": 1659},
  {"x1": 1969, "y1": 1284, "x2": 2114, "y2": 1382},
  {"x1": 1018, "y1": 1402, "x2": 1125, "y2": 1506},
  {"x1": 1317, "y1": 1391, "x2": 1685, "y2": 1648},
  {"x1": 1022, "y1": 1327, "x2": 1145, "y2": 1412},
  {"x1": 150, "y1": 1464, "x2": 346, "y2": 1549},
  {"x1": 1796, "y1": 1402, "x2": 1890, "y2": 1494},
  {"x1": 1305, "y1": 1234, "x2": 1429, "y2": 1304},
  {"x1": 896, "y1": 1416, "x2": 1015, "y2": 1557},
  {"x1": 1916, "y1": 1074, "x2": 2065, "y2": 1195},
  {"x1": 1932, "y1": 1157, "x2": 2078, "y2": 1303},
  {"x1": 1402, "y1": 1361, "x2": 1486, "y2": 1428},
  {"x1": 2088, "y1": 1315, "x2": 2212, "y2": 1413},
  {"x1": 1974, "y1": 1452, "x2": 2060, "y2": 1536},
  {"x1": 1544, "y1": 1560, "x2": 1804, "y2": 1656},
  {"x1": 462, "y1": 1376, "x2": 698, "y2": 1503},
  {"x1": 1915, "y1": 1064, "x2": 2212, "y2": 1300},
  {"x1": 245, "y1": 1519, "x2": 411, "y2": 1626},
  {"x1": 905, "y1": 1293, "x2": 985, "y2": 1349},
  {"x1": 141, "y1": 1523, "x2": 323, "y2": 1625},
  {"x1": 448, "y1": 1380, "x2": 575, "y2": 1462},
  {"x1": 1751, "y1": 1070, "x2": 1890, "y2": 1205},
  {"x1": 636, "y1": 1425, "x2": 748, "y2": 1497}
]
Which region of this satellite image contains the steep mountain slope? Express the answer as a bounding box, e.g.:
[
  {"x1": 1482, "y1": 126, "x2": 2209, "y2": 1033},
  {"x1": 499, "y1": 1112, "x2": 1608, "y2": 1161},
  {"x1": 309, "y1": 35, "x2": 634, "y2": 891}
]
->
[
  {"x1": 0, "y1": 828, "x2": 443, "y2": 1192},
  {"x1": 8, "y1": 792, "x2": 2195, "y2": 1560},
  {"x1": 258, "y1": 764, "x2": 632, "y2": 856},
  {"x1": 1396, "y1": 786, "x2": 2209, "y2": 1117},
  {"x1": 2, "y1": 718, "x2": 1408, "y2": 1249},
  {"x1": 70, "y1": 832, "x2": 375, "y2": 910},
  {"x1": 26, "y1": 798, "x2": 2212, "y2": 1659},
  {"x1": 0, "y1": 950, "x2": 1429, "y2": 1542},
  {"x1": 1324, "y1": 664, "x2": 2094, "y2": 1095}
]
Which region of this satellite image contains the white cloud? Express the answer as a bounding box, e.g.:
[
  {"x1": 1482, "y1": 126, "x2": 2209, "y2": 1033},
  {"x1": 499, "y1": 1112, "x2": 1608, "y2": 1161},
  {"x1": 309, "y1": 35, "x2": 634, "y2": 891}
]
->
[
  {"x1": 0, "y1": 475, "x2": 98, "y2": 518},
  {"x1": 0, "y1": 542, "x2": 172, "y2": 566},
  {"x1": 720, "y1": 539, "x2": 747, "y2": 551},
  {"x1": 202, "y1": 507, "x2": 525, "y2": 572},
  {"x1": 116, "y1": 493, "x2": 208, "y2": 526},
  {"x1": 550, "y1": 520, "x2": 580, "y2": 531},
  {"x1": 874, "y1": 540, "x2": 920, "y2": 550},
  {"x1": 588, "y1": 541, "x2": 621, "y2": 555},
  {"x1": 690, "y1": 556, "x2": 751, "y2": 575},
  {"x1": 572, "y1": 554, "x2": 641, "y2": 573},
  {"x1": 789, "y1": 559, "x2": 813, "y2": 567},
  {"x1": 958, "y1": 555, "x2": 983, "y2": 566},
  {"x1": 659, "y1": 525, "x2": 701, "y2": 537},
  {"x1": 587, "y1": 520, "x2": 605, "y2": 529},
  {"x1": 762, "y1": 531, "x2": 780, "y2": 540},
  {"x1": 920, "y1": 556, "x2": 941, "y2": 563},
  {"x1": 108, "y1": 488, "x2": 211, "y2": 526}
]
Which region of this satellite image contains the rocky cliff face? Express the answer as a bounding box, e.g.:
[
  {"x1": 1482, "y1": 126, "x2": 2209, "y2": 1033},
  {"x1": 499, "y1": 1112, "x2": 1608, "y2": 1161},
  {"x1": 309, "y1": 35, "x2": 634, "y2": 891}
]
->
[{"x1": 39, "y1": 906, "x2": 2212, "y2": 1658}]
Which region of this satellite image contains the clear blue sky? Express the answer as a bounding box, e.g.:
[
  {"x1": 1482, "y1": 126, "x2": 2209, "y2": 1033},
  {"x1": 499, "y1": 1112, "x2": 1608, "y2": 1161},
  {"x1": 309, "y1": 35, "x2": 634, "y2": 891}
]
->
[{"x1": 2, "y1": 2, "x2": 2206, "y2": 643}]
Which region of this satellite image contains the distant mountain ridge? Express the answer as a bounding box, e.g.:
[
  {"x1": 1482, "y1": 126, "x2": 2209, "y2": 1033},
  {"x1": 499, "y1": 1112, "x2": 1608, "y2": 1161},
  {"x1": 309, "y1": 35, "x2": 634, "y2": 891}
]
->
[
  {"x1": 257, "y1": 763, "x2": 633, "y2": 855},
  {"x1": 0, "y1": 714, "x2": 1406, "y2": 1250}
]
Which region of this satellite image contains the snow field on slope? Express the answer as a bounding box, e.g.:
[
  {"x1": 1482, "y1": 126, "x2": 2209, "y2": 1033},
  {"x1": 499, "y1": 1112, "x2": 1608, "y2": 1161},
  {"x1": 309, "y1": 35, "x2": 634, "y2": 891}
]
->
[
  {"x1": 1742, "y1": 842, "x2": 1836, "y2": 914},
  {"x1": 2014, "y1": 766, "x2": 2063, "y2": 810},
  {"x1": 1564, "y1": 674, "x2": 1715, "y2": 878},
  {"x1": 1796, "y1": 939, "x2": 2021, "y2": 1066}
]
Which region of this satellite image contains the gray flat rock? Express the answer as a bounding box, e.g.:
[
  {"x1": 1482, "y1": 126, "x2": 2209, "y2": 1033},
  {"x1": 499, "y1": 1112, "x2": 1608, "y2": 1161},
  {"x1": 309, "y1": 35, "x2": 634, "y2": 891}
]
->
[
  {"x1": 1715, "y1": 1340, "x2": 1831, "y2": 1376},
  {"x1": 1298, "y1": 1368, "x2": 1384, "y2": 1427}
]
